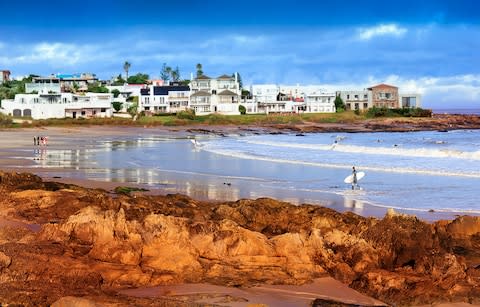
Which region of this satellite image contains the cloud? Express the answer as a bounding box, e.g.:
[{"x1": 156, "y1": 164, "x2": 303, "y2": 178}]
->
[{"x1": 357, "y1": 24, "x2": 407, "y2": 40}]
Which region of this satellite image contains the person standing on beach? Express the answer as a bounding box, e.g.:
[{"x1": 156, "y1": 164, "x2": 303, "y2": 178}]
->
[
  {"x1": 352, "y1": 166, "x2": 358, "y2": 190},
  {"x1": 34, "y1": 136, "x2": 37, "y2": 146}
]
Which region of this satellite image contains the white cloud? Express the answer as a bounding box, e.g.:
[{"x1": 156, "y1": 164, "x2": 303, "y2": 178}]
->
[{"x1": 357, "y1": 24, "x2": 407, "y2": 40}]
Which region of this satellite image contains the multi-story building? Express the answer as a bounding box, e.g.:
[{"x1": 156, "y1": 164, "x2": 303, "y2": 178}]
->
[
  {"x1": 0, "y1": 70, "x2": 11, "y2": 84},
  {"x1": 368, "y1": 84, "x2": 399, "y2": 108},
  {"x1": 337, "y1": 84, "x2": 420, "y2": 110},
  {"x1": 189, "y1": 74, "x2": 241, "y2": 115},
  {"x1": 55, "y1": 73, "x2": 98, "y2": 92},
  {"x1": 139, "y1": 83, "x2": 190, "y2": 113},
  {"x1": 304, "y1": 91, "x2": 336, "y2": 113},
  {"x1": 336, "y1": 90, "x2": 371, "y2": 111},
  {"x1": 0, "y1": 92, "x2": 112, "y2": 119},
  {"x1": 26, "y1": 77, "x2": 61, "y2": 93}
]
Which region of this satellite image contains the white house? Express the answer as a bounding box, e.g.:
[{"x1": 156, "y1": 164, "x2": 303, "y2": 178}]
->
[
  {"x1": 189, "y1": 74, "x2": 241, "y2": 115},
  {"x1": 304, "y1": 91, "x2": 336, "y2": 113},
  {"x1": 139, "y1": 84, "x2": 190, "y2": 113},
  {"x1": 0, "y1": 92, "x2": 113, "y2": 119}
]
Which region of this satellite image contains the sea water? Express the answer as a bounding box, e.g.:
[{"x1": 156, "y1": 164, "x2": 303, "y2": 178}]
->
[{"x1": 29, "y1": 130, "x2": 480, "y2": 216}]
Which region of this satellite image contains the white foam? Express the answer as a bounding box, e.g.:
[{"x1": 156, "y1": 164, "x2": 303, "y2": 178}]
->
[
  {"x1": 244, "y1": 140, "x2": 480, "y2": 160},
  {"x1": 201, "y1": 146, "x2": 480, "y2": 178}
]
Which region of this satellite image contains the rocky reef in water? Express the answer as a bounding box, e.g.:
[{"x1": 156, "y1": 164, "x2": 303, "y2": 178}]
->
[{"x1": 0, "y1": 171, "x2": 479, "y2": 306}]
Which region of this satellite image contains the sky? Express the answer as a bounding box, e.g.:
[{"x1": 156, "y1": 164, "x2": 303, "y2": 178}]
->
[{"x1": 0, "y1": 0, "x2": 479, "y2": 108}]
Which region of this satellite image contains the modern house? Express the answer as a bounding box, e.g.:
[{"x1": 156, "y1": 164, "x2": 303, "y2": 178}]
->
[
  {"x1": 139, "y1": 83, "x2": 190, "y2": 113},
  {"x1": 337, "y1": 84, "x2": 421, "y2": 110},
  {"x1": 0, "y1": 70, "x2": 11, "y2": 84},
  {"x1": 0, "y1": 92, "x2": 113, "y2": 119},
  {"x1": 336, "y1": 90, "x2": 372, "y2": 111},
  {"x1": 189, "y1": 74, "x2": 241, "y2": 115},
  {"x1": 399, "y1": 93, "x2": 422, "y2": 108},
  {"x1": 304, "y1": 91, "x2": 336, "y2": 113}
]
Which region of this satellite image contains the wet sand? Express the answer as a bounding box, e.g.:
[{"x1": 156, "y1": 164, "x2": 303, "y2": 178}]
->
[{"x1": 0, "y1": 125, "x2": 475, "y2": 222}]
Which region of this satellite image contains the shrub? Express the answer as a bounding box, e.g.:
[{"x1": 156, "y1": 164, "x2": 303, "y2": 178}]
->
[
  {"x1": 239, "y1": 105, "x2": 246, "y2": 115},
  {"x1": 177, "y1": 109, "x2": 196, "y2": 120}
]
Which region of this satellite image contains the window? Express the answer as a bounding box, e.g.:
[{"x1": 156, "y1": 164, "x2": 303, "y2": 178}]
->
[
  {"x1": 355, "y1": 103, "x2": 359, "y2": 110},
  {"x1": 81, "y1": 111, "x2": 86, "y2": 116},
  {"x1": 347, "y1": 94, "x2": 350, "y2": 99},
  {"x1": 364, "y1": 94, "x2": 368, "y2": 99},
  {"x1": 386, "y1": 93, "x2": 391, "y2": 99},
  {"x1": 354, "y1": 95, "x2": 359, "y2": 100},
  {"x1": 363, "y1": 103, "x2": 368, "y2": 109},
  {"x1": 101, "y1": 108, "x2": 106, "y2": 112}
]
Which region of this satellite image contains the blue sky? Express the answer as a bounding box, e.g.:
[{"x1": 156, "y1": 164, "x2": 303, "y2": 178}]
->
[{"x1": 0, "y1": 0, "x2": 479, "y2": 108}]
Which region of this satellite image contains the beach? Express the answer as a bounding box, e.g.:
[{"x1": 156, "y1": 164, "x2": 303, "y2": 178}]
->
[{"x1": 1, "y1": 121, "x2": 480, "y2": 306}]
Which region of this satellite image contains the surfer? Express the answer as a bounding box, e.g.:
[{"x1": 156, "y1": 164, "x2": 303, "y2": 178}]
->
[{"x1": 352, "y1": 166, "x2": 358, "y2": 190}]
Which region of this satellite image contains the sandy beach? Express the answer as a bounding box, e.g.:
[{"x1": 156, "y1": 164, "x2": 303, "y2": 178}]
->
[{"x1": 0, "y1": 125, "x2": 476, "y2": 221}]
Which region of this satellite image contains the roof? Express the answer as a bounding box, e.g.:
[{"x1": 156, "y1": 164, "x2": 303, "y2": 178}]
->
[
  {"x1": 217, "y1": 74, "x2": 234, "y2": 80},
  {"x1": 368, "y1": 83, "x2": 398, "y2": 90},
  {"x1": 190, "y1": 90, "x2": 211, "y2": 97},
  {"x1": 153, "y1": 85, "x2": 190, "y2": 96},
  {"x1": 217, "y1": 90, "x2": 238, "y2": 96},
  {"x1": 195, "y1": 75, "x2": 211, "y2": 80}
]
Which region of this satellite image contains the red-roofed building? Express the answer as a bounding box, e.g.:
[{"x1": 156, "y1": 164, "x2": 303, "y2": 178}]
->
[{"x1": 367, "y1": 84, "x2": 399, "y2": 108}]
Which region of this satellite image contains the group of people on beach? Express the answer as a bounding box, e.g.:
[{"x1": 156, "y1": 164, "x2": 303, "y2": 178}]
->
[{"x1": 33, "y1": 136, "x2": 48, "y2": 146}]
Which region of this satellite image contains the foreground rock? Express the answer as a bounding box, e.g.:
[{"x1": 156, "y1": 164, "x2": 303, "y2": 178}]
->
[{"x1": 0, "y1": 171, "x2": 479, "y2": 306}]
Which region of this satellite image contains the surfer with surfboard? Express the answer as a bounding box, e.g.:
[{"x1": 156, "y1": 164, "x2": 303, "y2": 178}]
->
[{"x1": 344, "y1": 166, "x2": 365, "y2": 190}]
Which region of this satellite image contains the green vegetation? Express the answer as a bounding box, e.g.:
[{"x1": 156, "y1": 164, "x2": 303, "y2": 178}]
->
[
  {"x1": 127, "y1": 102, "x2": 138, "y2": 118},
  {"x1": 114, "y1": 186, "x2": 149, "y2": 195},
  {"x1": 176, "y1": 109, "x2": 196, "y2": 120},
  {"x1": 365, "y1": 107, "x2": 432, "y2": 118},
  {"x1": 0, "y1": 113, "x2": 13, "y2": 127},
  {"x1": 111, "y1": 89, "x2": 120, "y2": 98},
  {"x1": 334, "y1": 95, "x2": 345, "y2": 112},
  {"x1": 127, "y1": 73, "x2": 149, "y2": 84},
  {"x1": 239, "y1": 105, "x2": 246, "y2": 115},
  {"x1": 160, "y1": 63, "x2": 181, "y2": 82},
  {"x1": 112, "y1": 101, "x2": 123, "y2": 112},
  {"x1": 112, "y1": 74, "x2": 126, "y2": 86},
  {"x1": 87, "y1": 82, "x2": 109, "y2": 93},
  {"x1": 196, "y1": 63, "x2": 203, "y2": 77}
]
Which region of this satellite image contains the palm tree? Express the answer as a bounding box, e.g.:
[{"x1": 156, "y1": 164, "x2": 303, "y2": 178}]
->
[
  {"x1": 123, "y1": 61, "x2": 131, "y2": 81},
  {"x1": 196, "y1": 63, "x2": 203, "y2": 77}
]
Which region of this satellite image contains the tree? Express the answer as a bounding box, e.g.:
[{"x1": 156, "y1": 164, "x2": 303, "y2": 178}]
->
[
  {"x1": 112, "y1": 74, "x2": 126, "y2": 86},
  {"x1": 334, "y1": 95, "x2": 345, "y2": 112},
  {"x1": 123, "y1": 61, "x2": 131, "y2": 80},
  {"x1": 110, "y1": 89, "x2": 121, "y2": 98},
  {"x1": 171, "y1": 66, "x2": 181, "y2": 82},
  {"x1": 239, "y1": 105, "x2": 246, "y2": 115},
  {"x1": 233, "y1": 72, "x2": 243, "y2": 89},
  {"x1": 127, "y1": 102, "x2": 138, "y2": 118},
  {"x1": 112, "y1": 101, "x2": 123, "y2": 112},
  {"x1": 87, "y1": 82, "x2": 109, "y2": 93},
  {"x1": 160, "y1": 63, "x2": 172, "y2": 82},
  {"x1": 127, "y1": 73, "x2": 149, "y2": 84},
  {"x1": 196, "y1": 63, "x2": 203, "y2": 77}
]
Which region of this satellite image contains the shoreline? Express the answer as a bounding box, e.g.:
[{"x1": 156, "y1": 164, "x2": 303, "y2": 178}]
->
[{"x1": 0, "y1": 124, "x2": 478, "y2": 222}]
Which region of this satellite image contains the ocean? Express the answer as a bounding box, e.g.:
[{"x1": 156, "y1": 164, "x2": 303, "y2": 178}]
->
[{"x1": 29, "y1": 129, "x2": 480, "y2": 217}]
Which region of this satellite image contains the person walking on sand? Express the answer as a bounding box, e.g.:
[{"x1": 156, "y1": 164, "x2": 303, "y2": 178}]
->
[
  {"x1": 352, "y1": 166, "x2": 358, "y2": 190},
  {"x1": 33, "y1": 136, "x2": 37, "y2": 146}
]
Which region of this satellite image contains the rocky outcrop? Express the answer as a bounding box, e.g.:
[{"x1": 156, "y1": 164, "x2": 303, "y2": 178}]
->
[{"x1": 0, "y1": 171, "x2": 480, "y2": 306}]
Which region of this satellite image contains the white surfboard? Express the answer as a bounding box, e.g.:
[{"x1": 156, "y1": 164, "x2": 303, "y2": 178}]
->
[{"x1": 344, "y1": 171, "x2": 365, "y2": 184}]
